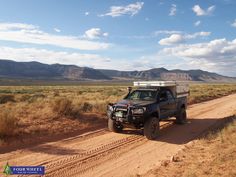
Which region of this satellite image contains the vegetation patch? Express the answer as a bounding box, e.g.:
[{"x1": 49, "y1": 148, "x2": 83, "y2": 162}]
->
[
  {"x1": 0, "y1": 94, "x2": 15, "y2": 104},
  {"x1": 0, "y1": 110, "x2": 18, "y2": 137},
  {"x1": 0, "y1": 83, "x2": 236, "y2": 144}
]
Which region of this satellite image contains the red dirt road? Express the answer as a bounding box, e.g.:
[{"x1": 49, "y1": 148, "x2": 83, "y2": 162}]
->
[{"x1": 1, "y1": 94, "x2": 236, "y2": 177}]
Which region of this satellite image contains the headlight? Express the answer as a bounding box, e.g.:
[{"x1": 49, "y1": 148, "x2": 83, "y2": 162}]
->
[{"x1": 132, "y1": 107, "x2": 146, "y2": 114}]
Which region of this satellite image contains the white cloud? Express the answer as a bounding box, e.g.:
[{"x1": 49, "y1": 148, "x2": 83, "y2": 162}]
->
[
  {"x1": 85, "y1": 12, "x2": 90, "y2": 16},
  {"x1": 194, "y1": 20, "x2": 201, "y2": 26},
  {"x1": 159, "y1": 31, "x2": 211, "y2": 45},
  {"x1": 0, "y1": 46, "x2": 111, "y2": 68},
  {"x1": 54, "y1": 28, "x2": 61, "y2": 33},
  {"x1": 159, "y1": 34, "x2": 185, "y2": 45},
  {"x1": 0, "y1": 22, "x2": 110, "y2": 50},
  {"x1": 192, "y1": 5, "x2": 215, "y2": 16},
  {"x1": 103, "y1": 32, "x2": 109, "y2": 37},
  {"x1": 100, "y1": 2, "x2": 144, "y2": 17},
  {"x1": 154, "y1": 30, "x2": 182, "y2": 36},
  {"x1": 84, "y1": 28, "x2": 109, "y2": 39},
  {"x1": 161, "y1": 38, "x2": 236, "y2": 61},
  {"x1": 160, "y1": 38, "x2": 236, "y2": 76},
  {"x1": 169, "y1": 4, "x2": 177, "y2": 16},
  {"x1": 0, "y1": 46, "x2": 149, "y2": 71},
  {"x1": 231, "y1": 19, "x2": 236, "y2": 28},
  {"x1": 185, "y1": 31, "x2": 211, "y2": 39},
  {"x1": 0, "y1": 23, "x2": 36, "y2": 31}
]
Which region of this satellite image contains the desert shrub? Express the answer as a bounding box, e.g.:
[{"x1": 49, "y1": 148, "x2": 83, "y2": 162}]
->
[
  {"x1": 52, "y1": 97, "x2": 73, "y2": 116},
  {"x1": 81, "y1": 102, "x2": 93, "y2": 112},
  {"x1": 0, "y1": 110, "x2": 18, "y2": 137},
  {"x1": 92, "y1": 101, "x2": 108, "y2": 114},
  {"x1": 0, "y1": 94, "x2": 15, "y2": 104},
  {"x1": 53, "y1": 91, "x2": 60, "y2": 97},
  {"x1": 29, "y1": 94, "x2": 46, "y2": 102},
  {"x1": 19, "y1": 94, "x2": 31, "y2": 102}
]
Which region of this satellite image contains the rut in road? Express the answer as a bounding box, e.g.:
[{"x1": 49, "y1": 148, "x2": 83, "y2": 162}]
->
[
  {"x1": 43, "y1": 121, "x2": 174, "y2": 177},
  {"x1": 42, "y1": 135, "x2": 145, "y2": 177}
]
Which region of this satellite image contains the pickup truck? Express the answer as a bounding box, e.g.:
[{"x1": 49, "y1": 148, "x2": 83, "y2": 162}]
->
[{"x1": 107, "y1": 81, "x2": 189, "y2": 140}]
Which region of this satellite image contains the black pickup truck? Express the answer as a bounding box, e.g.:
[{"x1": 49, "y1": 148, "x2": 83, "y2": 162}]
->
[{"x1": 107, "y1": 81, "x2": 189, "y2": 140}]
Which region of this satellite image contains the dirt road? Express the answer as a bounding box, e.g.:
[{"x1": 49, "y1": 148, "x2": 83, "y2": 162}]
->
[{"x1": 1, "y1": 94, "x2": 236, "y2": 177}]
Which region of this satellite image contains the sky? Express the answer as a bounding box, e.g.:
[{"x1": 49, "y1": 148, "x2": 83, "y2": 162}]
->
[{"x1": 0, "y1": 0, "x2": 236, "y2": 76}]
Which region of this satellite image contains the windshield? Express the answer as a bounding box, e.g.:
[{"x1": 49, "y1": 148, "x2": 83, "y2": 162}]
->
[{"x1": 125, "y1": 90, "x2": 157, "y2": 101}]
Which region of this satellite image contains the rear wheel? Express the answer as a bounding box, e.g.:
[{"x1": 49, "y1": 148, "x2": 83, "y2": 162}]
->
[
  {"x1": 144, "y1": 117, "x2": 160, "y2": 140},
  {"x1": 108, "y1": 118, "x2": 123, "y2": 133},
  {"x1": 176, "y1": 107, "x2": 187, "y2": 124}
]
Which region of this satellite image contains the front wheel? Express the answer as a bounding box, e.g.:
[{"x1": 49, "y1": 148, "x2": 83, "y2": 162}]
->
[
  {"x1": 108, "y1": 118, "x2": 123, "y2": 133},
  {"x1": 144, "y1": 117, "x2": 160, "y2": 140},
  {"x1": 176, "y1": 108, "x2": 187, "y2": 124}
]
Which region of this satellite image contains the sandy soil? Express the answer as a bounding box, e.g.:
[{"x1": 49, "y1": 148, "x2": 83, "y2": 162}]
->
[{"x1": 1, "y1": 94, "x2": 236, "y2": 177}]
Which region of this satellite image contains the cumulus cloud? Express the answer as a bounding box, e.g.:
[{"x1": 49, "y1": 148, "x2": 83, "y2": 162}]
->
[
  {"x1": 159, "y1": 38, "x2": 236, "y2": 76},
  {"x1": 0, "y1": 46, "x2": 111, "y2": 68},
  {"x1": 159, "y1": 31, "x2": 211, "y2": 45},
  {"x1": 84, "y1": 28, "x2": 108, "y2": 39},
  {"x1": 169, "y1": 4, "x2": 177, "y2": 16},
  {"x1": 0, "y1": 22, "x2": 110, "y2": 50},
  {"x1": 161, "y1": 38, "x2": 236, "y2": 61},
  {"x1": 231, "y1": 19, "x2": 236, "y2": 28},
  {"x1": 159, "y1": 34, "x2": 185, "y2": 45},
  {"x1": 85, "y1": 12, "x2": 90, "y2": 16},
  {"x1": 194, "y1": 20, "x2": 201, "y2": 26},
  {"x1": 100, "y1": 2, "x2": 144, "y2": 17},
  {"x1": 192, "y1": 5, "x2": 215, "y2": 16}
]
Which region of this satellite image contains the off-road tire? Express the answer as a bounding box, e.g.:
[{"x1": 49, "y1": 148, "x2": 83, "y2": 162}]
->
[
  {"x1": 108, "y1": 118, "x2": 123, "y2": 133},
  {"x1": 144, "y1": 117, "x2": 160, "y2": 140},
  {"x1": 176, "y1": 107, "x2": 187, "y2": 124}
]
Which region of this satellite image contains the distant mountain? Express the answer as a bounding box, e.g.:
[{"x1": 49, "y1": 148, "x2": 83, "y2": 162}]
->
[
  {"x1": 0, "y1": 59, "x2": 110, "y2": 80},
  {"x1": 99, "y1": 68, "x2": 236, "y2": 82},
  {"x1": 0, "y1": 59, "x2": 236, "y2": 82}
]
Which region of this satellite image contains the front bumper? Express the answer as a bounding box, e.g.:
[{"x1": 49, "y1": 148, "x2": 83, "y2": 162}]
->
[{"x1": 108, "y1": 106, "x2": 146, "y2": 124}]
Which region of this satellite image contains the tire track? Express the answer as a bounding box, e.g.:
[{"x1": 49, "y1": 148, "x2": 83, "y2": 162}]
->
[
  {"x1": 17, "y1": 121, "x2": 174, "y2": 177},
  {"x1": 45, "y1": 135, "x2": 146, "y2": 177}
]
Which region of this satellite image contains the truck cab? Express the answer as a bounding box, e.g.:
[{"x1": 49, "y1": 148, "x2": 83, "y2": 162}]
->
[{"x1": 107, "y1": 81, "x2": 189, "y2": 140}]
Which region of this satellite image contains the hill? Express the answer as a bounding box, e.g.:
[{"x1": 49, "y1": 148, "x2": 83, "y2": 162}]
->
[
  {"x1": 0, "y1": 59, "x2": 110, "y2": 80},
  {"x1": 0, "y1": 59, "x2": 236, "y2": 82}
]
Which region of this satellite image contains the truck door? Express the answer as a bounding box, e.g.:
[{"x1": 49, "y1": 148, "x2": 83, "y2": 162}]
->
[
  {"x1": 166, "y1": 90, "x2": 176, "y2": 117},
  {"x1": 159, "y1": 90, "x2": 169, "y2": 119},
  {"x1": 159, "y1": 90, "x2": 176, "y2": 119}
]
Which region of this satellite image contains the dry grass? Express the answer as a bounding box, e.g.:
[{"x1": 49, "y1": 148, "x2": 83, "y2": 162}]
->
[
  {"x1": 144, "y1": 115, "x2": 236, "y2": 177},
  {"x1": 0, "y1": 94, "x2": 15, "y2": 104},
  {"x1": 0, "y1": 109, "x2": 18, "y2": 137},
  {"x1": 188, "y1": 84, "x2": 236, "y2": 104},
  {"x1": 0, "y1": 83, "x2": 236, "y2": 142},
  {"x1": 52, "y1": 97, "x2": 73, "y2": 116}
]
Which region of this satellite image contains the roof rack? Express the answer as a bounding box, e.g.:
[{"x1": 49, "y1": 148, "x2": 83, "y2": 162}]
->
[{"x1": 133, "y1": 81, "x2": 178, "y2": 87}]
